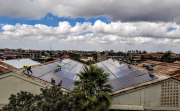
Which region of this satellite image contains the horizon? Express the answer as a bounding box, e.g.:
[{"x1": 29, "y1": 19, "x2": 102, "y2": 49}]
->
[{"x1": 1, "y1": 47, "x2": 178, "y2": 54}]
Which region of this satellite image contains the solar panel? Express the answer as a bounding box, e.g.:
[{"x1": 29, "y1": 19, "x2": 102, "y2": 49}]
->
[
  {"x1": 118, "y1": 75, "x2": 141, "y2": 88},
  {"x1": 40, "y1": 70, "x2": 67, "y2": 84},
  {"x1": 24, "y1": 58, "x2": 159, "y2": 91},
  {"x1": 136, "y1": 74, "x2": 158, "y2": 83},
  {"x1": 106, "y1": 60, "x2": 147, "y2": 77},
  {"x1": 129, "y1": 70, "x2": 146, "y2": 77},
  {"x1": 102, "y1": 61, "x2": 117, "y2": 70},
  {"x1": 47, "y1": 60, "x2": 70, "y2": 67},
  {"x1": 109, "y1": 79, "x2": 125, "y2": 91},
  {"x1": 24, "y1": 59, "x2": 72, "y2": 78},
  {"x1": 110, "y1": 68, "x2": 128, "y2": 78},
  {"x1": 60, "y1": 63, "x2": 83, "y2": 90},
  {"x1": 107, "y1": 60, "x2": 126, "y2": 68},
  {"x1": 68, "y1": 61, "x2": 78, "y2": 69}
]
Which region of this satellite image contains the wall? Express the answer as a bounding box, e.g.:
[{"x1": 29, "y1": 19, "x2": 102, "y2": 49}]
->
[
  {"x1": 111, "y1": 79, "x2": 180, "y2": 110},
  {"x1": 0, "y1": 72, "x2": 49, "y2": 109}
]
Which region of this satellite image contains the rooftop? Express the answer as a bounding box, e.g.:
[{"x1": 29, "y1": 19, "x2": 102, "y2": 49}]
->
[
  {"x1": 137, "y1": 60, "x2": 180, "y2": 80},
  {"x1": 133, "y1": 53, "x2": 164, "y2": 56},
  {"x1": 0, "y1": 62, "x2": 17, "y2": 74},
  {"x1": 2, "y1": 59, "x2": 40, "y2": 69},
  {"x1": 1, "y1": 58, "x2": 171, "y2": 95}
]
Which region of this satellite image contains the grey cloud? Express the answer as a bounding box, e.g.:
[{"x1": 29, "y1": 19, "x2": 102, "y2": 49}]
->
[{"x1": 1, "y1": 0, "x2": 180, "y2": 23}]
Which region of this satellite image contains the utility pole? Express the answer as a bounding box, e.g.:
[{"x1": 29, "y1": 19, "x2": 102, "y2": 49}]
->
[{"x1": 50, "y1": 45, "x2": 51, "y2": 51}]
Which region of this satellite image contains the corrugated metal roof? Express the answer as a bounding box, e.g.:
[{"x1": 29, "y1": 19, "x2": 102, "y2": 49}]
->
[
  {"x1": 173, "y1": 61, "x2": 180, "y2": 64},
  {"x1": 133, "y1": 53, "x2": 164, "y2": 56},
  {"x1": 141, "y1": 60, "x2": 180, "y2": 80},
  {"x1": 145, "y1": 60, "x2": 180, "y2": 68},
  {"x1": 0, "y1": 62, "x2": 17, "y2": 74}
]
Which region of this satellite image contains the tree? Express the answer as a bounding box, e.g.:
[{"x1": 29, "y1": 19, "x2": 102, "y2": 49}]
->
[
  {"x1": 100, "y1": 51, "x2": 105, "y2": 54},
  {"x1": 1, "y1": 79, "x2": 73, "y2": 111},
  {"x1": 49, "y1": 52, "x2": 53, "y2": 57},
  {"x1": 36, "y1": 79, "x2": 73, "y2": 111},
  {"x1": 73, "y1": 65, "x2": 113, "y2": 111},
  {"x1": 16, "y1": 55, "x2": 22, "y2": 59},
  {"x1": 136, "y1": 50, "x2": 138, "y2": 53},
  {"x1": 41, "y1": 51, "x2": 45, "y2": 56},
  {"x1": 142, "y1": 50, "x2": 147, "y2": 54}
]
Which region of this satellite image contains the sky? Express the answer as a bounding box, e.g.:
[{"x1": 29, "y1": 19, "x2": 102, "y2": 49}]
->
[{"x1": 1, "y1": 0, "x2": 180, "y2": 53}]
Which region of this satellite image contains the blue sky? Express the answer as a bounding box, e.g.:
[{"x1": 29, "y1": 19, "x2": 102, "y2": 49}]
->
[
  {"x1": 1, "y1": 0, "x2": 180, "y2": 53},
  {"x1": 0, "y1": 13, "x2": 111, "y2": 32}
]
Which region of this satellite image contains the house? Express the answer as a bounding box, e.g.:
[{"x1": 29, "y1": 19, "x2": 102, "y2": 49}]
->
[
  {"x1": 81, "y1": 57, "x2": 94, "y2": 61},
  {"x1": 21, "y1": 53, "x2": 41, "y2": 60},
  {"x1": 3, "y1": 51, "x2": 21, "y2": 59},
  {"x1": 132, "y1": 53, "x2": 164, "y2": 61},
  {"x1": 148, "y1": 53, "x2": 164, "y2": 59},
  {"x1": 97, "y1": 53, "x2": 107, "y2": 61},
  {"x1": 173, "y1": 61, "x2": 180, "y2": 64},
  {"x1": 0, "y1": 53, "x2": 4, "y2": 57},
  {"x1": 1, "y1": 59, "x2": 180, "y2": 110},
  {"x1": 106, "y1": 56, "x2": 124, "y2": 60}
]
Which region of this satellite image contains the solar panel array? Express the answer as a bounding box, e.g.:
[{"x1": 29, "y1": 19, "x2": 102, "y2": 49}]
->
[
  {"x1": 96, "y1": 59, "x2": 158, "y2": 91},
  {"x1": 3, "y1": 59, "x2": 40, "y2": 69},
  {"x1": 24, "y1": 59, "x2": 158, "y2": 91}
]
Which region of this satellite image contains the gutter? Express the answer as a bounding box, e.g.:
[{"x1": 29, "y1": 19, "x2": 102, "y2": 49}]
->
[{"x1": 110, "y1": 105, "x2": 144, "y2": 110}]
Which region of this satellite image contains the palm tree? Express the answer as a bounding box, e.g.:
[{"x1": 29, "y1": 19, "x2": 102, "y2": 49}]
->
[{"x1": 72, "y1": 65, "x2": 113, "y2": 111}]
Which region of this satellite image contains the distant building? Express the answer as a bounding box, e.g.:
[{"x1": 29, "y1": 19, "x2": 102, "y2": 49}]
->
[
  {"x1": 132, "y1": 53, "x2": 164, "y2": 61},
  {"x1": 107, "y1": 56, "x2": 125, "y2": 60},
  {"x1": 3, "y1": 51, "x2": 21, "y2": 59},
  {"x1": 97, "y1": 54, "x2": 107, "y2": 62},
  {"x1": 105, "y1": 50, "x2": 109, "y2": 56},
  {"x1": 4, "y1": 48, "x2": 10, "y2": 51},
  {"x1": 0, "y1": 53, "x2": 4, "y2": 57},
  {"x1": 21, "y1": 53, "x2": 41, "y2": 60},
  {"x1": 81, "y1": 57, "x2": 94, "y2": 61}
]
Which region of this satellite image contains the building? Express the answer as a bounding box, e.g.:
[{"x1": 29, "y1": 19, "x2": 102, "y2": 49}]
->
[
  {"x1": 107, "y1": 56, "x2": 125, "y2": 60},
  {"x1": 21, "y1": 53, "x2": 41, "y2": 60},
  {"x1": 1, "y1": 59, "x2": 180, "y2": 110},
  {"x1": 132, "y1": 53, "x2": 164, "y2": 62},
  {"x1": 110, "y1": 77, "x2": 180, "y2": 110},
  {"x1": 97, "y1": 53, "x2": 107, "y2": 61},
  {"x1": 0, "y1": 59, "x2": 69, "y2": 109},
  {"x1": 0, "y1": 53, "x2": 4, "y2": 57},
  {"x1": 173, "y1": 61, "x2": 180, "y2": 64},
  {"x1": 140, "y1": 60, "x2": 180, "y2": 80},
  {"x1": 3, "y1": 51, "x2": 21, "y2": 59},
  {"x1": 81, "y1": 57, "x2": 94, "y2": 61}
]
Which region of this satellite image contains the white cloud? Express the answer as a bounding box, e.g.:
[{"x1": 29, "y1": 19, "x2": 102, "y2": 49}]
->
[
  {"x1": 1, "y1": 20, "x2": 180, "y2": 43},
  {"x1": 1, "y1": 20, "x2": 180, "y2": 52}
]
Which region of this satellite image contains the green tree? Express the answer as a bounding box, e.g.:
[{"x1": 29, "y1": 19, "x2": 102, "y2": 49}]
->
[
  {"x1": 73, "y1": 65, "x2": 113, "y2": 111},
  {"x1": 41, "y1": 51, "x2": 45, "y2": 56},
  {"x1": 16, "y1": 55, "x2": 22, "y2": 59},
  {"x1": 1, "y1": 79, "x2": 73, "y2": 111},
  {"x1": 36, "y1": 79, "x2": 73, "y2": 111}
]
